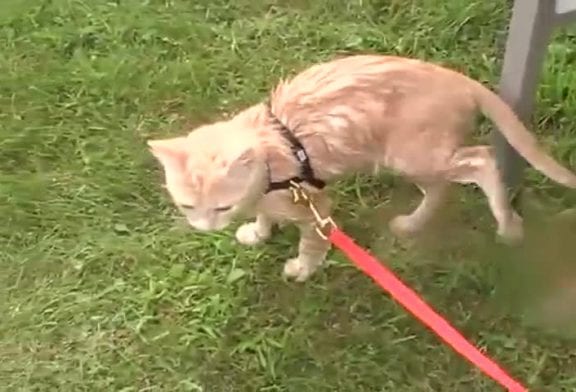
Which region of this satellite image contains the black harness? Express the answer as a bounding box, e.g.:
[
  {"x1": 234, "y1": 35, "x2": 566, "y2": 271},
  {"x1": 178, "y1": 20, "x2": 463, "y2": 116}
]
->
[{"x1": 265, "y1": 103, "x2": 326, "y2": 193}]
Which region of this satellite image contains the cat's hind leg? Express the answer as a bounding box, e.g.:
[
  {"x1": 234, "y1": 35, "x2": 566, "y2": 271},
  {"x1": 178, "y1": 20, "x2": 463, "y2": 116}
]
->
[
  {"x1": 446, "y1": 145, "x2": 523, "y2": 244},
  {"x1": 389, "y1": 181, "x2": 449, "y2": 237}
]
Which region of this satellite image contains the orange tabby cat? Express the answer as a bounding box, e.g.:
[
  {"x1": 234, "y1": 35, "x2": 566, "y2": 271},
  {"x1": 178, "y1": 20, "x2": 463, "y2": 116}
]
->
[{"x1": 148, "y1": 55, "x2": 576, "y2": 282}]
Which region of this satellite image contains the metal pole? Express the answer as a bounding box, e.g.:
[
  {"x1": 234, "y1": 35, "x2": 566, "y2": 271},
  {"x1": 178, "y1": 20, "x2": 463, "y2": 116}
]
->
[{"x1": 492, "y1": 0, "x2": 555, "y2": 192}]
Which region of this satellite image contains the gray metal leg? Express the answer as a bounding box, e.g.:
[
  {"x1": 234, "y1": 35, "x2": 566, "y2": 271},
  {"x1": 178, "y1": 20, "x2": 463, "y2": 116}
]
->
[
  {"x1": 492, "y1": 0, "x2": 555, "y2": 190},
  {"x1": 556, "y1": 0, "x2": 576, "y2": 24}
]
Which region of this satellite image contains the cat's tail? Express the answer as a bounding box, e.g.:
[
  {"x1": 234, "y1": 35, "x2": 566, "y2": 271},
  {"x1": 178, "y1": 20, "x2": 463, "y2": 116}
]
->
[{"x1": 471, "y1": 79, "x2": 576, "y2": 188}]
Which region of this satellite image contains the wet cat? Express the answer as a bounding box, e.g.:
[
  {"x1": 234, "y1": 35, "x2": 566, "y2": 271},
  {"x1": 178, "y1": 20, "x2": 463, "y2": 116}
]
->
[{"x1": 148, "y1": 55, "x2": 576, "y2": 281}]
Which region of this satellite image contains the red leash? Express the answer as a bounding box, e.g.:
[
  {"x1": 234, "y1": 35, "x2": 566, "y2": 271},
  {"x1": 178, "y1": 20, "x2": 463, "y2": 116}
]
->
[
  {"x1": 328, "y1": 227, "x2": 528, "y2": 392},
  {"x1": 288, "y1": 182, "x2": 528, "y2": 391}
]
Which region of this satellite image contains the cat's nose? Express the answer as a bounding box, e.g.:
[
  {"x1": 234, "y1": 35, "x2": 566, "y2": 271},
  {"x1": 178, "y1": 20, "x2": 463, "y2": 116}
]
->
[{"x1": 188, "y1": 218, "x2": 212, "y2": 231}]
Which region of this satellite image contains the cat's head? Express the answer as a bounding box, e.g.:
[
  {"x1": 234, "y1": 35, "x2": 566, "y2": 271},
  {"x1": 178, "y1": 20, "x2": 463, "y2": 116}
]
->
[{"x1": 147, "y1": 124, "x2": 266, "y2": 231}]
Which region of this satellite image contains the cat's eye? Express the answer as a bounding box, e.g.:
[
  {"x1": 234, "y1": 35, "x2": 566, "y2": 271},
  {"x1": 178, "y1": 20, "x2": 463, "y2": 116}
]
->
[
  {"x1": 215, "y1": 206, "x2": 232, "y2": 212},
  {"x1": 180, "y1": 204, "x2": 195, "y2": 210}
]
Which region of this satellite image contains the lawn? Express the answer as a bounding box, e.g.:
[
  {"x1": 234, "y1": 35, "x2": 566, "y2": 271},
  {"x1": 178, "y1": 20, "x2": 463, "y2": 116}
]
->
[{"x1": 2, "y1": 0, "x2": 576, "y2": 391}]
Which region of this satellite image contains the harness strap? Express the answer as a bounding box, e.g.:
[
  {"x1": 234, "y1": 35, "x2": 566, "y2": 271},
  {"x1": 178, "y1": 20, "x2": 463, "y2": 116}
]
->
[{"x1": 265, "y1": 103, "x2": 326, "y2": 193}]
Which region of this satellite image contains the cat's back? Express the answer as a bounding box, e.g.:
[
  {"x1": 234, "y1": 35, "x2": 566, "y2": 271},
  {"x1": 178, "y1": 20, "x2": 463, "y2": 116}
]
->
[
  {"x1": 271, "y1": 55, "x2": 404, "y2": 110},
  {"x1": 269, "y1": 54, "x2": 466, "y2": 127}
]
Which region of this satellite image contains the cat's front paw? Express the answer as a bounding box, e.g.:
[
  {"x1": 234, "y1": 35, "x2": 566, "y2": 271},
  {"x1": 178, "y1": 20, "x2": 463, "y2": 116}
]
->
[
  {"x1": 235, "y1": 222, "x2": 271, "y2": 246},
  {"x1": 282, "y1": 257, "x2": 319, "y2": 282}
]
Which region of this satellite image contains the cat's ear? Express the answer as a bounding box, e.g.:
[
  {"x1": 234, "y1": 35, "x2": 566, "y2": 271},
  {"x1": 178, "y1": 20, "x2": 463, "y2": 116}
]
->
[
  {"x1": 227, "y1": 147, "x2": 256, "y2": 177},
  {"x1": 233, "y1": 147, "x2": 255, "y2": 166},
  {"x1": 147, "y1": 137, "x2": 189, "y2": 171}
]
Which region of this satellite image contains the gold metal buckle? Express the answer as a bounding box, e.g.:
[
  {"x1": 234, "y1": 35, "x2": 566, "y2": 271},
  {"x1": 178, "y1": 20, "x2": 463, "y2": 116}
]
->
[{"x1": 288, "y1": 181, "x2": 336, "y2": 240}]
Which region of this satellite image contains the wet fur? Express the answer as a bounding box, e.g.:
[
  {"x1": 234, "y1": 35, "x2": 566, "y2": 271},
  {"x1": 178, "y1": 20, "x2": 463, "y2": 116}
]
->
[{"x1": 148, "y1": 55, "x2": 576, "y2": 282}]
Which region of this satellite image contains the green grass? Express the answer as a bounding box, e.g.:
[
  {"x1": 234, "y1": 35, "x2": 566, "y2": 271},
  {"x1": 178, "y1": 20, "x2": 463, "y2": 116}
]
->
[{"x1": 2, "y1": 0, "x2": 576, "y2": 390}]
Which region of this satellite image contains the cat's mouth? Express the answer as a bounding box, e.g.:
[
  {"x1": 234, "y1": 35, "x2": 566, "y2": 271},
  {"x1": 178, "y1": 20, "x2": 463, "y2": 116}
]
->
[{"x1": 187, "y1": 217, "x2": 230, "y2": 232}]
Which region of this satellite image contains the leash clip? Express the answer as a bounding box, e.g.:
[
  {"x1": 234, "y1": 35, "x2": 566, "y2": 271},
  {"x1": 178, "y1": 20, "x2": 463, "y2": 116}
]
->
[{"x1": 288, "y1": 181, "x2": 336, "y2": 240}]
